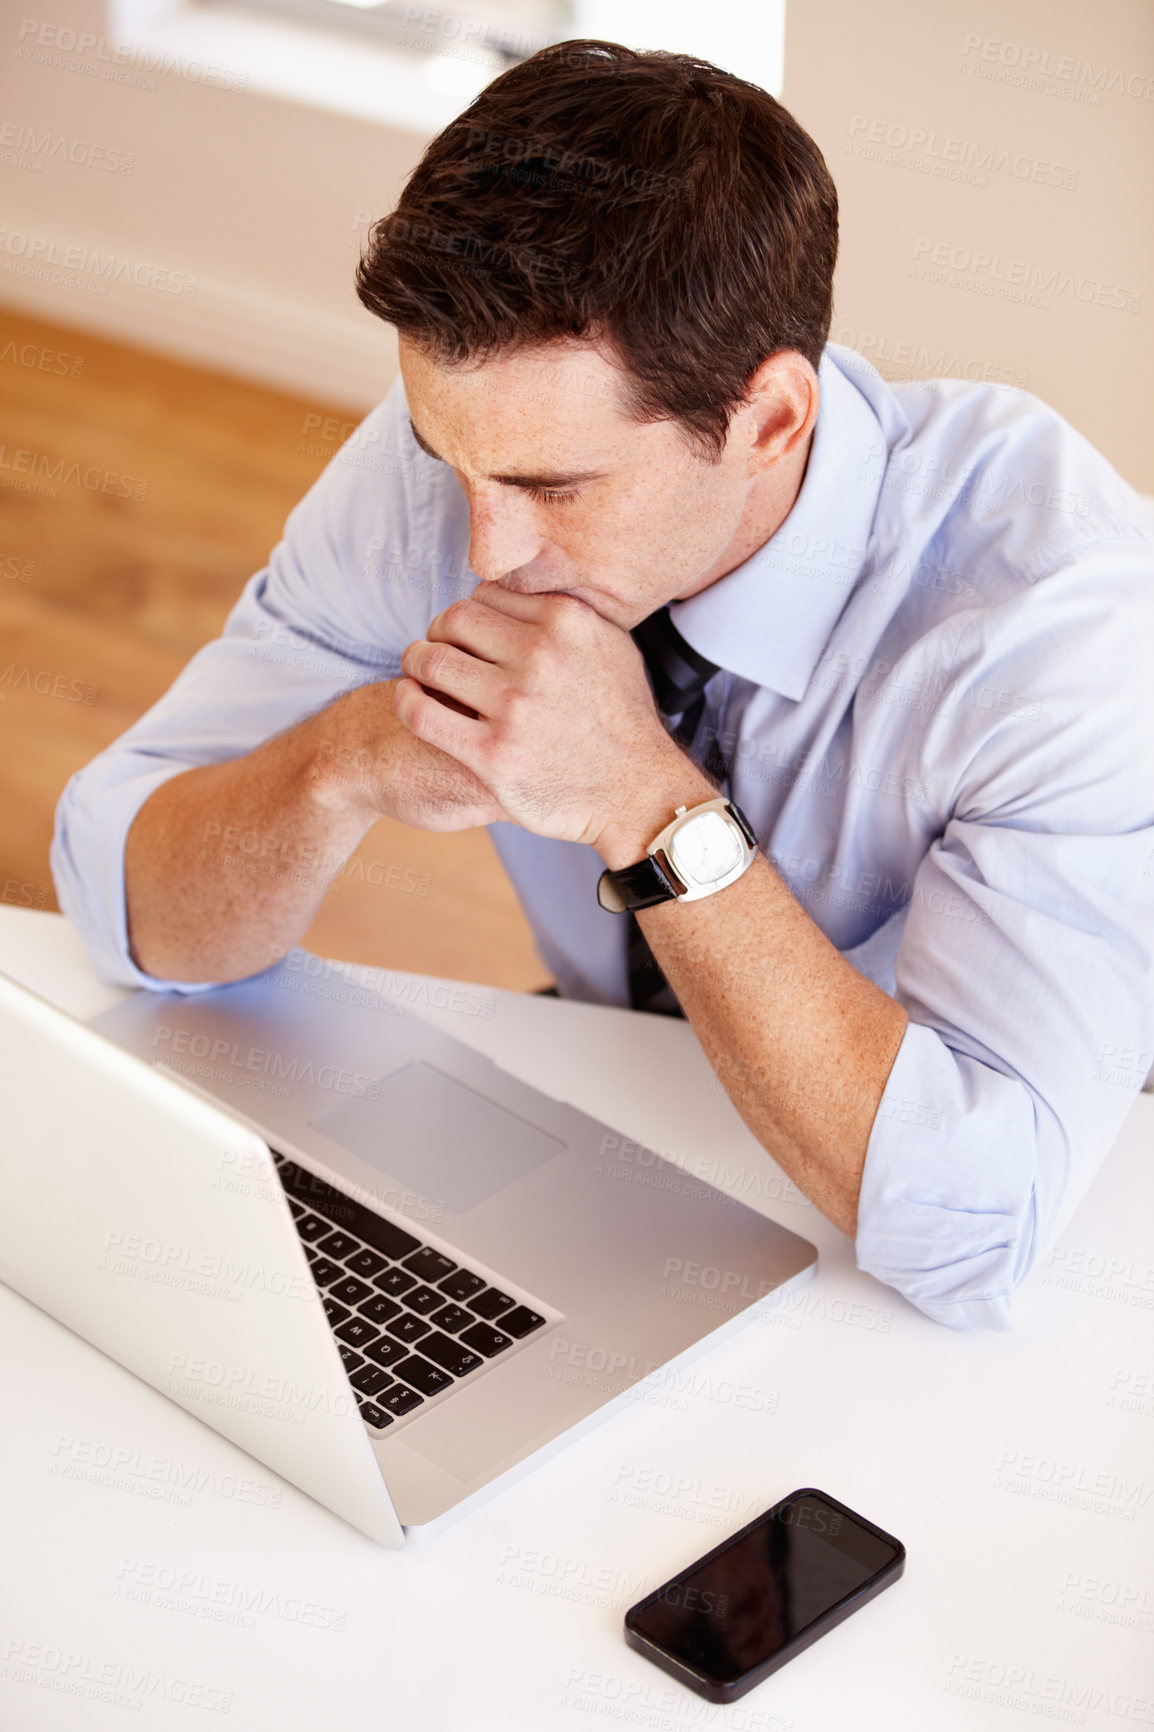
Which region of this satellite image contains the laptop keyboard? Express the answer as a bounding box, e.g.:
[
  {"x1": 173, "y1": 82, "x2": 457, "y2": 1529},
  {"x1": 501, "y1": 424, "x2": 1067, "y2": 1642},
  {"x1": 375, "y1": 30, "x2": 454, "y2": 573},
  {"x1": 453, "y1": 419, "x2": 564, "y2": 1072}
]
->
[{"x1": 271, "y1": 1153, "x2": 546, "y2": 1433}]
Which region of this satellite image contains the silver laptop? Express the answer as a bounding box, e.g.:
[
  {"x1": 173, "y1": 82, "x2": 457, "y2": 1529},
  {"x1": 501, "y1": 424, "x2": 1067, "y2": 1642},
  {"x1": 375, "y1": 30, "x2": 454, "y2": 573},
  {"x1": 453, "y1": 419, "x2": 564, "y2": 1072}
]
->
[{"x1": 0, "y1": 954, "x2": 817, "y2": 1545}]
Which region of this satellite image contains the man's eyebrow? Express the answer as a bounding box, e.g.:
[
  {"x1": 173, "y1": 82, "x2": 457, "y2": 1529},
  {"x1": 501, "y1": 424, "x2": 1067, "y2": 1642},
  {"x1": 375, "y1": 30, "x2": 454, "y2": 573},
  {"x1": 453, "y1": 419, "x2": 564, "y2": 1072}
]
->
[{"x1": 407, "y1": 416, "x2": 609, "y2": 489}]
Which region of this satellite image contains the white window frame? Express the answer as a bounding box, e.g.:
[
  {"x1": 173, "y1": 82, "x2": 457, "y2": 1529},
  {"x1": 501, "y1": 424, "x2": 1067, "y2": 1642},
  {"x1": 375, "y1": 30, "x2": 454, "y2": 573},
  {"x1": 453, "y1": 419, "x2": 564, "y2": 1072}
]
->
[{"x1": 107, "y1": 0, "x2": 785, "y2": 134}]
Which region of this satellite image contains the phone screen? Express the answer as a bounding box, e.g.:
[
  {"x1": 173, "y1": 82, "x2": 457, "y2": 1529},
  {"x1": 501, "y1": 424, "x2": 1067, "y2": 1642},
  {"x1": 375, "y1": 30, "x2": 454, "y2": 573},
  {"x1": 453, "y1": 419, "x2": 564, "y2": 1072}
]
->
[{"x1": 627, "y1": 1491, "x2": 901, "y2": 1687}]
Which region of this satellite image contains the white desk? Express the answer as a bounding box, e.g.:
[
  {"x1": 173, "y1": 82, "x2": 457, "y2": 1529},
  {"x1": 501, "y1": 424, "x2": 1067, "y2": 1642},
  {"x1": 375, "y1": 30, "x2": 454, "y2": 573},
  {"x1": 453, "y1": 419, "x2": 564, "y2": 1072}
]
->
[{"x1": 1, "y1": 906, "x2": 1151, "y2": 1732}]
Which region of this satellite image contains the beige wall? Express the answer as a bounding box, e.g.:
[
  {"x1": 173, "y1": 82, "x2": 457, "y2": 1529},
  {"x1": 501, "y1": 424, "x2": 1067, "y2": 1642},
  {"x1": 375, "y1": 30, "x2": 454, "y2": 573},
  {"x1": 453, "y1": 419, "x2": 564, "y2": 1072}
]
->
[
  {"x1": 0, "y1": 0, "x2": 779, "y2": 410},
  {"x1": 4, "y1": 1, "x2": 1151, "y2": 484},
  {"x1": 783, "y1": 0, "x2": 1154, "y2": 492},
  {"x1": 0, "y1": 0, "x2": 433, "y2": 406}
]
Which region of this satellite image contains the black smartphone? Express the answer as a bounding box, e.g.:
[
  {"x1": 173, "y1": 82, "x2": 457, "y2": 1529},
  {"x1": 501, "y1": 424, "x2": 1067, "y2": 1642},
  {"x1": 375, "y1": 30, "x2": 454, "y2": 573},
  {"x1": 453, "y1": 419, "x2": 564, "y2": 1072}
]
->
[{"x1": 623, "y1": 1487, "x2": 905, "y2": 1704}]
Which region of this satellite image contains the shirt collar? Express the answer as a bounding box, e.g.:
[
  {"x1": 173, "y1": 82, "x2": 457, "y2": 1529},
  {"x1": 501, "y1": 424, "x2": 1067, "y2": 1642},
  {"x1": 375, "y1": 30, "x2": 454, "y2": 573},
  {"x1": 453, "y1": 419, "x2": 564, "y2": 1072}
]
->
[{"x1": 668, "y1": 344, "x2": 890, "y2": 702}]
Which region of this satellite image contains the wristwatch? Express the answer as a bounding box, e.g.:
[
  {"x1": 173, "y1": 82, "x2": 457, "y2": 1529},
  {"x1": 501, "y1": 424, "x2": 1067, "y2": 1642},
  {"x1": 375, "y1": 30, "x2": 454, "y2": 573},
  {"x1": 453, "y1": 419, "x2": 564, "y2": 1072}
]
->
[{"x1": 596, "y1": 797, "x2": 758, "y2": 913}]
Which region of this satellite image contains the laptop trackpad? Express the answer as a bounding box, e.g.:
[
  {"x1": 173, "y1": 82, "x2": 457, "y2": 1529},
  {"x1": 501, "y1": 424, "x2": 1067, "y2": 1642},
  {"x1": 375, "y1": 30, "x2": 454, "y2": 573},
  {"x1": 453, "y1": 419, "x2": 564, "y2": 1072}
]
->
[{"x1": 309, "y1": 1061, "x2": 564, "y2": 1215}]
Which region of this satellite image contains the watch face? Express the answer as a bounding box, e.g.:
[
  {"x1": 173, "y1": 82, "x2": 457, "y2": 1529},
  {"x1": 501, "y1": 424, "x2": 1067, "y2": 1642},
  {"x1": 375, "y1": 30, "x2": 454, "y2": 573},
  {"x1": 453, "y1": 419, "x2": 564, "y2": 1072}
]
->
[{"x1": 669, "y1": 811, "x2": 744, "y2": 886}]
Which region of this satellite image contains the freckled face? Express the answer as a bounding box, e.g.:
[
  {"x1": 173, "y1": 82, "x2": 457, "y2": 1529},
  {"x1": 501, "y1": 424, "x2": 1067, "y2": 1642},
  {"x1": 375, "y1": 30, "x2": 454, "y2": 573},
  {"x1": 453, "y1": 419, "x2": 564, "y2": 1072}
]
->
[{"x1": 397, "y1": 334, "x2": 765, "y2": 631}]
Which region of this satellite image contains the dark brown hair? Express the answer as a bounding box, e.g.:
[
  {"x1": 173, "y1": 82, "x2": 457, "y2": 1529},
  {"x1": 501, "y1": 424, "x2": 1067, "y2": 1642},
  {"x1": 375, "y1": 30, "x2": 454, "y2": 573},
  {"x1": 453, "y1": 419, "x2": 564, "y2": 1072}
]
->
[{"x1": 355, "y1": 39, "x2": 838, "y2": 461}]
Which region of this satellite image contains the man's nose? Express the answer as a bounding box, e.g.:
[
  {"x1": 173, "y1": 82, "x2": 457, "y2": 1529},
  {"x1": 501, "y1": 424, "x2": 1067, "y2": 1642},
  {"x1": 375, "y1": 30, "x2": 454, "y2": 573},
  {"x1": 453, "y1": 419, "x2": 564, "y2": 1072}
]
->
[{"x1": 467, "y1": 490, "x2": 545, "y2": 584}]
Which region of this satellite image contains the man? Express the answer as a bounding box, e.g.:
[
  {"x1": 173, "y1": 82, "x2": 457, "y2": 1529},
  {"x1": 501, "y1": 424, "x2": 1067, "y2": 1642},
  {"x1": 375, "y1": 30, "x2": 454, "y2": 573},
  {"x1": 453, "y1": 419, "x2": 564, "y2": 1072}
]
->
[{"x1": 52, "y1": 41, "x2": 1154, "y2": 1331}]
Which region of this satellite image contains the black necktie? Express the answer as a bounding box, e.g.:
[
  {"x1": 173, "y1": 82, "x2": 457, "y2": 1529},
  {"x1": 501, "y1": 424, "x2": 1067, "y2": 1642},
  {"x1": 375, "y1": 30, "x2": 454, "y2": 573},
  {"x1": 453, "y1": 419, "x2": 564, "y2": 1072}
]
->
[{"x1": 625, "y1": 609, "x2": 730, "y2": 1016}]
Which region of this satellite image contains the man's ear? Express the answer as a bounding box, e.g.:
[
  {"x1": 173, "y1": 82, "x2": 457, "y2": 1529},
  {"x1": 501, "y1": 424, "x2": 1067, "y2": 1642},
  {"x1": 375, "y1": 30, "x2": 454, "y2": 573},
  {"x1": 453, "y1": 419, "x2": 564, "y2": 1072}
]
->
[{"x1": 741, "y1": 350, "x2": 819, "y2": 474}]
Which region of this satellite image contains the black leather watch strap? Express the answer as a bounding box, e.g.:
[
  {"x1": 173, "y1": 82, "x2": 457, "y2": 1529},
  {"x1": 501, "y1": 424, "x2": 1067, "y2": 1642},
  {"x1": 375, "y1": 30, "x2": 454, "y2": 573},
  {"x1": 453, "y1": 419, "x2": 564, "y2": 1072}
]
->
[
  {"x1": 728, "y1": 800, "x2": 757, "y2": 849},
  {"x1": 597, "y1": 849, "x2": 685, "y2": 914}
]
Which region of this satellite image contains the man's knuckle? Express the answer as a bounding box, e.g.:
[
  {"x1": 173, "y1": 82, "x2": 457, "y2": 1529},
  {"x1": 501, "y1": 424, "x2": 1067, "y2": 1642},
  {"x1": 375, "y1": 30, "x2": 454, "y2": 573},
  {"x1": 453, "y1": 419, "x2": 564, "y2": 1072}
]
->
[
  {"x1": 524, "y1": 642, "x2": 558, "y2": 685},
  {"x1": 500, "y1": 686, "x2": 531, "y2": 728},
  {"x1": 475, "y1": 734, "x2": 506, "y2": 778},
  {"x1": 442, "y1": 598, "x2": 474, "y2": 635},
  {"x1": 409, "y1": 692, "x2": 438, "y2": 735}
]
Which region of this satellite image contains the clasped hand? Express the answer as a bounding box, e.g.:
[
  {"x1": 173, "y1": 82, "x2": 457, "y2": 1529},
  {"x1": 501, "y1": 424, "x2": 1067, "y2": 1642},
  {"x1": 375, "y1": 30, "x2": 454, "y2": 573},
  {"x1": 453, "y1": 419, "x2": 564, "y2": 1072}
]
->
[{"x1": 394, "y1": 586, "x2": 680, "y2": 849}]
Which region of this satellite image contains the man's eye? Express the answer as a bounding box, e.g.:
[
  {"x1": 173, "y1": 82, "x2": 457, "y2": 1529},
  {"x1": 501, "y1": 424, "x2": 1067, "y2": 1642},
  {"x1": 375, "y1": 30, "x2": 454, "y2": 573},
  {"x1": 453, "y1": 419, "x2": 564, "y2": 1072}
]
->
[{"x1": 524, "y1": 486, "x2": 585, "y2": 506}]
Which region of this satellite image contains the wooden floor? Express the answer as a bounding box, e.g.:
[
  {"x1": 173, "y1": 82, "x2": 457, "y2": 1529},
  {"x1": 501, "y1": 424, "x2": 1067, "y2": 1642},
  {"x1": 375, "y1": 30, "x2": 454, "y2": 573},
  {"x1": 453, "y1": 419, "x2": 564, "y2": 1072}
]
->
[{"x1": 0, "y1": 307, "x2": 551, "y2": 991}]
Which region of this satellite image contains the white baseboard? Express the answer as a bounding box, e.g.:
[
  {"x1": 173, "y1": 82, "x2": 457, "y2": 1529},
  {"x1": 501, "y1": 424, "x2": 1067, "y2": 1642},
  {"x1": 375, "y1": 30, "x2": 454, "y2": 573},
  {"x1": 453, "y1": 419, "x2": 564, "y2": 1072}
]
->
[{"x1": 0, "y1": 233, "x2": 396, "y2": 412}]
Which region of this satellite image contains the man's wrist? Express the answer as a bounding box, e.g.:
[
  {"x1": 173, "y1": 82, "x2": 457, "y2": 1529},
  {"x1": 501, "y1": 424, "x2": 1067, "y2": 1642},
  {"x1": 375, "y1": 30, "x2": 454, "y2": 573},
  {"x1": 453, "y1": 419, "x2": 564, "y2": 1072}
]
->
[
  {"x1": 593, "y1": 752, "x2": 718, "y2": 871},
  {"x1": 297, "y1": 686, "x2": 387, "y2": 825}
]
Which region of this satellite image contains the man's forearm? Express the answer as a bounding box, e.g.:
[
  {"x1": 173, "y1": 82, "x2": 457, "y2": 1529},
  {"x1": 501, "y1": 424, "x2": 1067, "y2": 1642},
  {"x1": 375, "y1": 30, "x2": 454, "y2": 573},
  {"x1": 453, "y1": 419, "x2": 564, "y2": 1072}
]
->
[
  {"x1": 124, "y1": 702, "x2": 378, "y2": 983},
  {"x1": 124, "y1": 680, "x2": 501, "y2": 984},
  {"x1": 596, "y1": 773, "x2": 908, "y2": 1237},
  {"x1": 637, "y1": 862, "x2": 907, "y2": 1235}
]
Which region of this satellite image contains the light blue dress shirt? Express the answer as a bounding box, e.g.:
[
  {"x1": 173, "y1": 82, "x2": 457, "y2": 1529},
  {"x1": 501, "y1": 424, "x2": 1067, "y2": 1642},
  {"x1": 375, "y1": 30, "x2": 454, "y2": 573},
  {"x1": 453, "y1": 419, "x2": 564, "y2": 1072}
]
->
[{"x1": 50, "y1": 344, "x2": 1154, "y2": 1332}]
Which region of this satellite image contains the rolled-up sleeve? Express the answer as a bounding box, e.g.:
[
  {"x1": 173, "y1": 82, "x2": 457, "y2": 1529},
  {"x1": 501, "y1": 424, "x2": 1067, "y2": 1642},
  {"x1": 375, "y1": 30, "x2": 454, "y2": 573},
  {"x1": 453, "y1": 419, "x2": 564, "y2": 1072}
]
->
[
  {"x1": 50, "y1": 376, "x2": 432, "y2": 992},
  {"x1": 852, "y1": 556, "x2": 1154, "y2": 1329}
]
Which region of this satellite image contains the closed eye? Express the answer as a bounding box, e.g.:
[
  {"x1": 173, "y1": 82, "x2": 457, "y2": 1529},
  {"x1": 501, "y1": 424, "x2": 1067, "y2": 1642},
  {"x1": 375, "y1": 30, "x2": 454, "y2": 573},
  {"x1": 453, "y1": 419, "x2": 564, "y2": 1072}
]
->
[
  {"x1": 407, "y1": 418, "x2": 600, "y2": 502},
  {"x1": 524, "y1": 485, "x2": 585, "y2": 506}
]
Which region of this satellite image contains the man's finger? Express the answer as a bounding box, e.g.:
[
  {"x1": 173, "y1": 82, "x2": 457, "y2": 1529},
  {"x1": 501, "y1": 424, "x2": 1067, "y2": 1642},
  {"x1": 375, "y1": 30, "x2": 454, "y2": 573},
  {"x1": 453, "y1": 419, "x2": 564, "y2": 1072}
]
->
[
  {"x1": 464, "y1": 583, "x2": 600, "y2": 630},
  {"x1": 467, "y1": 583, "x2": 564, "y2": 621},
  {"x1": 427, "y1": 592, "x2": 535, "y2": 661},
  {"x1": 393, "y1": 676, "x2": 490, "y2": 773},
  {"x1": 401, "y1": 639, "x2": 506, "y2": 716}
]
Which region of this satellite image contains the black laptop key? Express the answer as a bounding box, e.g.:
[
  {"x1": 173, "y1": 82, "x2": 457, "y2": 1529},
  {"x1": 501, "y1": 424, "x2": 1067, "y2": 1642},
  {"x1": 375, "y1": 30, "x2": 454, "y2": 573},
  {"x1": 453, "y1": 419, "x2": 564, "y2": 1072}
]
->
[
  {"x1": 469, "y1": 1287, "x2": 515, "y2": 1320},
  {"x1": 500, "y1": 1306, "x2": 546, "y2": 1339},
  {"x1": 317, "y1": 1230, "x2": 359, "y2": 1261},
  {"x1": 393, "y1": 1355, "x2": 453, "y2": 1398},
  {"x1": 359, "y1": 1293, "x2": 402, "y2": 1327},
  {"x1": 338, "y1": 1345, "x2": 364, "y2": 1373},
  {"x1": 460, "y1": 1321, "x2": 513, "y2": 1358},
  {"x1": 380, "y1": 1383, "x2": 424, "y2": 1417},
  {"x1": 437, "y1": 1268, "x2": 485, "y2": 1302},
  {"x1": 286, "y1": 1198, "x2": 305, "y2": 1219},
  {"x1": 330, "y1": 1276, "x2": 372, "y2": 1307},
  {"x1": 365, "y1": 1336, "x2": 407, "y2": 1369},
  {"x1": 335, "y1": 1316, "x2": 380, "y2": 1350},
  {"x1": 359, "y1": 1401, "x2": 393, "y2": 1431},
  {"x1": 405, "y1": 1284, "x2": 445, "y2": 1316},
  {"x1": 322, "y1": 1297, "x2": 351, "y2": 1327},
  {"x1": 295, "y1": 1212, "x2": 330, "y2": 1244},
  {"x1": 386, "y1": 1313, "x2": 431, "y2": 1345},
  {"x1": 429, "y1": 1303, "x2": 472, "y2": 1334},
  {"x1": 276, "y1": 1163, "x2": 421, "y2": 1261},
  {"x1": 374, "y1": 1266, "x2": 418, "y2": 1297},
  {"x1": 418, "y1": 1332, "x2": 483, "y2": 1378},
  {"x1": 350, "y1": 1364, "x2": 394, "y2": 1397},
  {"x1": 346, "y1": 1248, "x2": 388, "y2": 1280},
  {"x1": 403, "y1": 1248, "x2": 456, "y2": 1283},
  {"x1": 308, "y1": 1258, "x2": 344, "y2": 1288}
]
